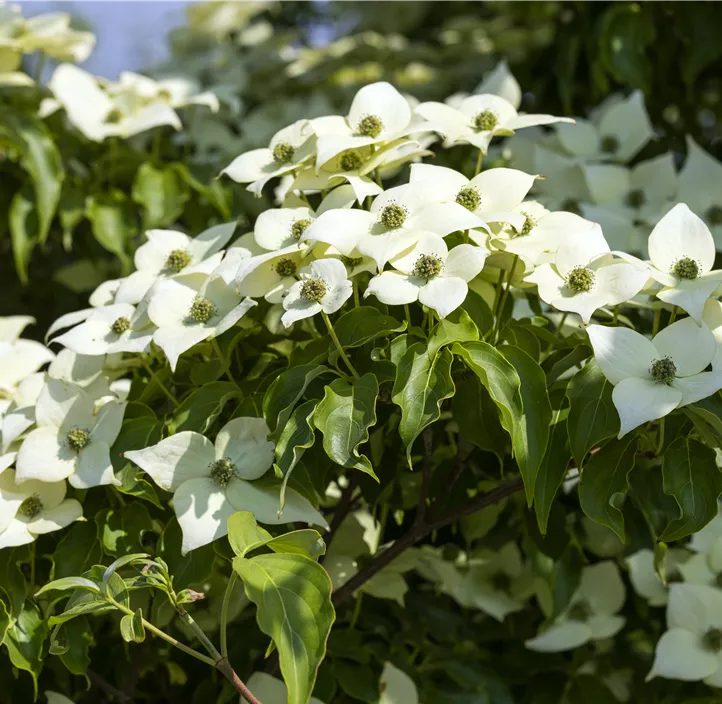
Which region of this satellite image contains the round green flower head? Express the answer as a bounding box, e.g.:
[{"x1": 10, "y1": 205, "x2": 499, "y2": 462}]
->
[
  {"x1": 702, "y1": 628, "x2": 722, "y2": 653},
  {"x1": 672, "y1": 257, "x2": 699, "y2": 280},
  {"x1": 67, "y1": 427, "x2": 90, "y2": 452},
  {"x1": 210, "y1": 458, "x2": 236, "y2": 487},
  {"x1": 18, "y1": 494, "x2": 43, "y2": 519},
  {"x1": 456, "y1": 187, "x2": 481, "y2": 212},
  {"x1": 339, "y1": 150, "x2": 363, "y2": 172},
  {"x1": 707, "y1": 205, "x2": 722, "y2": 226},
  {"x1": 300, "y1": 278, "x2": 327, "y2": 302},
  {"x1": 291, "y1": 219, "x2": 312, "y2": 241},
  {"x1": 566, "y1": 266, "x2": 595, "y2": 293},
  {"x1": 166, "y1": 248, "x2": 192, "y2": 273},
  {"x1": 272, "y1": 142, "x2": 295, "y2": 164},
  {"x1": 518, "y1": 214, "x2": 535, "y2": 237},
  {"x1": 414, "y1": 254, "x2": 443, "y2": 280},
  {"x1": 380, "y1": 203, "x2": 407, "y2": 229},
  {"x1": 473, "y1": 110, "x2": 498, "y2": 132},
  {"x1": 341, "y1": 255, "x2": 364, "y2": 269},
  {"x1": 357, "y1": 114, "x2": 383, "y2": 138},
  {"x1": 275, "y1": 258, "x2": 297, "y2": 278},
  {"x1": 650, "y1": 356, "x2": 676, "y2": 385},
  {"x1": 189, "y1": 296, "x2": 216, "y2": 324},
  {"x1": 106, "y1": 107, "x2": 123, "y2": 124},
  {"x1": 111, "y1": 316, "x2": 130, "y2": 335},
  {"x1": 567, "y1": 600, "x2": 592, "y2": 622},
  {"x1": 600, "y1": 135, "x2": 619, "y2": 154},
  {"x1": 625, "y1": 189, "x2": 646, "y2": 209}
]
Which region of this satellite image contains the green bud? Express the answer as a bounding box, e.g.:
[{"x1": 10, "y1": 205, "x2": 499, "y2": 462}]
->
[
  {"x1": 413, "y1": 254, "x2": 443, "y2": 280},
  {"x1": 566, "y1": 266, "x2": 595, "y2": 293},
  {"x1": 166, "y1": 249, "x2": 192, "y2": 273},
  {"x1": 66, "y1": 427, "x2": 90, "y2": 452},
  {"x1": 189, "y1": 296, "x2": 216, "y2": 324},
  {"x1": 672, "y1": 257, "x2": 699, "y2": 280},
  {"x1": 357, "y1": 114, "x2": 383, "y2": 138},
  {"x1": 455, "y1": 187, "x2": 481, "y2": 212},
  {"x1": 291, "y1": 219, "x2": 312, "y2": 241},
  {"x1": 300, "y1": 278, "x2": 327, "y2": 302},
  {"x1": 18, "y1": 494, "x2": 43, "y2": 519},
  {"x1": 380, "y1": 203, "x2": 407, "y2": 229},
  {"x1": 111, "y1": 317, "x2": 131, "y2": 335},
  {"x1": 600, "y1": 135, "x2": 619, "y2": 154},
  {"x1": 567, "y1": 600, "x2": 592, "y2": 622},
  {"x1": 473, "y1": 110, "x2": 498, "y2": 132},
  {"x1": 339, "y1": 150, "x2": 363, "y2": 172},
  {"x1": 275, "y1": 258, "x2": 297, "y2": 278},
  {"x1": 272, "y1": 142, "x2": 295, "y2": 164}
]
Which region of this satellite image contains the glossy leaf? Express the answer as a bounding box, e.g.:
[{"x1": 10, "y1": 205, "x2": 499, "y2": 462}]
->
[
  {"x1": 8, "y1": 187, "x2": 36, "y2": 285},
  {"x1": 334, "y1": 307, "x2": 405, "y2": 348},
  {"x1": 228, "y1": 512, "x2": 325, "y2": 559},
  {"x1": 534, "y1": 409, "x2": 572, "y2": 534},
  {"x1": 132, "y1": 162, "x2": 190, "y2": 228},
  {"x1": 274, "y1": 399, "x2": 317, "y2": 505},
  {"x1": 169, "y1": 381, "x2": 241, "y2": 434},
  {"x1": 120, "y1": 608, "x2": 146, "y2": 643},
  {"x1": 3, "y1": 600, "x2": 48, "y2": 696}
]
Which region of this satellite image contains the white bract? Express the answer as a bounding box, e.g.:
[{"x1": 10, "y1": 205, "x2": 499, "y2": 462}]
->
[
  {"x1": 15, "y1": 379, "x2": 125, "y2": 489},
  {"x1": 281, "y1": 259, "x2": 353, "y2": 328},
  {"x1": 525, "y1": 562, "x2": 626, "y2": 652},
  {"x1": 365, "y1": 233, "x2": 487, "y2": 319},
  {"x1": 588, "y1": 317, "x2": 722, "y2": 437},
  {"x1": 0, "y1": 316, "x2": 54, "y2": 395},
  {"x1": 626, "y1": 548, "x2": 690, "y2": 607},
  {"x1": 0, "y1": 470, "x2": 82, "y2": 549},
  {"x1": 124, "y1": 417, "x2": 326, "y2": 553},
  {"x1": 646, "y1": 203, "x2": 722, "y2": 323},
  {"x1": 648, "y1": 584, "x2": 722, "y2": 686},
  {"x1": 416, "y1": 93, "x2": 573, "y2": 154}
]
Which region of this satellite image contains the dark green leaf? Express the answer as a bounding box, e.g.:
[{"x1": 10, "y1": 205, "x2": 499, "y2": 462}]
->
[
  {"x1": 169, "y1": 381, "x2": 241, "y2": 434},
  {"x1": 460, "y1": 288, "x2": 493, "y2": 337},
  {"x1": 274, "y1": 399, "x2": 317, "y2": 489},
  {"x1": 51, "y1": 617, "x2": 93, "y2": 676},
  {"x1": 85, "y1": 191, "x2": 136, "y2": 273},
  {"x1": 427, "y1": 309, "x2": 479, "y2": 358},
  {"x1": 132, "y1": 162, "x2": 190, "y2": 228},
  {"x1": 334, "y1": 307, "x2": 405, "y2": 348},
  {"x1": 120, "y1": 608, "x2": 146, "y2": 643},
  {"x1": 158, "y1": 518, "x2": 215, "y2": 590},
  {"x1": 227, "y1": 512, "x2": 325, "y2": 559},
  {"x1": 8, "y1": 187, "x2": 36, "y2": 285},
  {"x1": 36, "y1": 577, "x2": 100, "y2": 596},
  {"x1": 3, "y1": 600, "x2": 48, "y2": 696},
  {"x1": 534, "y1": 409, "x2": 572, "y2": 534},
  {"x1": 97, "y1": 503, "x2": 153, "y2": 556}
]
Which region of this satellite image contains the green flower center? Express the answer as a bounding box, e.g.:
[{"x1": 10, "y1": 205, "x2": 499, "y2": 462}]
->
[
  {"x1": 291, "y1": 219, "x2": 312, "y2": 241},
  {"x1": 702, "y1": 627, "x2": 722, "y2": 653},
  {"x1": 357, "y1": 114, "x2": 383, "y2": 138},
  {"x1": 650, "y1": 356, "x2": 676, "y2": 385},
  {"x1": 561, "y1": 199, "x2": 581, "y2": 216},
  {"x1": 672, "y1": 257, "x2": 699, "y2": 280},
  {"x1": 414, "y1": 254, "x2": 443, "y2": 280},
  {"x1": 625, "y1": 189, "x2": 646, "y2": 209},
  {"x1": 517, "y1": 214, "x2": 535, "y2": 237},
  {"x1": 566, "y1": 266, "x2": 595, "y2": 293},
  {"x1": 272, "y1": 142, "x2": 295, "y2": 164},
  {"x1": 339, "y1": 150, "x2": 363, "y2": 172},
  {"x1": 341, "y1": 255, "x2": 364, "y2": 269},
  {"x1": 111, "y1": 316, "x2": 130, "y2": 335},
  {"x1": 18, "y1": 494, "x2": 43, "y2": 519},
  {"x1": 300, "y1": 278, "x2": 327, "y2": 302},
  {"x1": 456, "y1": 187, "x2": 481, "y2": 212},
  {"x1": 567, "y1": 600, "x2": 592, "y2": 622},
  {"x1": 707, "y1": 205, "x2": 722, "y2": 226},
  {"x1": 189, "y1": 296, "x2": 216, "y2": 324},
  {"x1": 106, "y1": 107, "x2": 123, "y2": 124},
  {"x1": 473, "y1": 110, "x2": 498, "y2": 132},
  {"x1": 166, "y1": 249, "x2": 192, "y2": 273},
  {"x1": 66, "y1": 427, "x2": 90, "y2": 452},
  {"x1": 380, "y1": 203, "x2": 407, "y2": 229},
  {"x1": 490, "y1": 572, "x2": 512, "y2": 593},
  {"x1": 600, "y1": 135, "x2": 619, "y2": 154},
  {"x1": 275, "y1": 257, "x2": 297, "y2": 278},
  {"x1": 210, "y1": 458, "x2": 236, "y2": 488}
]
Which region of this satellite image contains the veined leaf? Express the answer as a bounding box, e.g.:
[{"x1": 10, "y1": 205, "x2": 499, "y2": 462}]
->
[
  {"x1": 534, "y1": 409, "x2": 572, "y2": 534},
  {"x1": 334, "y1": 307, "x2": 405, "y2": 349},
  {"x1": 85, "y1": 191, "x2": 136, "y2": 273},
  {"x1": 132, "y1": 162, "x2": 190, "y2": 229},
  {"x1": 227, "y1": 512, "x2": 325, "y2": 559},
  {"x1": 4, "y1": 600, "x2": 48, "y2": 697},
  {"x1": 274, "y1": 399, "x2": 318, "y2": 505}
]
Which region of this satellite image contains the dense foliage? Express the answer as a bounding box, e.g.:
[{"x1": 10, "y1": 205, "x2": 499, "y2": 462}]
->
[{"x1": 3, "y1": 3, "x2": 722, "y2": 704}]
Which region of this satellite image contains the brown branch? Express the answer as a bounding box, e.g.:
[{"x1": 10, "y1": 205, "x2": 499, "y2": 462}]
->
[
  {"x1": 88, "y1": 670, "x2": 132, "y2": 703},
  {"x1": 331, "y1": 478, "x2": 523, "y2": 605},
  {"x1": 319, "y1": 474, "x2": 359, "y2": 565},
  {"x1": 217, "y1": 658, "x2": 263, "y2": 704}
]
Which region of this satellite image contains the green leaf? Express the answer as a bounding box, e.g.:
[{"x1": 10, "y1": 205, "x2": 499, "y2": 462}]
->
[
  {"x1": 8, "y1": 187, "x2": 36, "y2": 285},
  {"x1": 233, "y1": 553, "x2": 335, "y2": 704},
  {"x1": 427, "y1": 309, "x2": 479, "y2": 357},
  {"x1": 50, "y1": 617, "x2": 93, "y2": 676},
  {"x1": 1, "y1": 110, "x2": 64, "y2": 243},
  {"x1": 85, "y1": 191, "x2": 136, "y2": 273},
  {"x1": 97, "y1": 503, "x2": 153, "y2": 556},
  {"x1": 578, "y1": 436, "x2": 638, "y2": 541},
  {"x1": 534, "y1": 410, "x2": 572, "y2": 534},
  {"x1": 565, "y1": 360, "x2": 619, "y2": 467},
  {"x1": 169, "y1": 381, "x2": 241, "y2": 434},
  {"x1": 452, "y1": 341, "x2": 523, "y2": 458},
  {"x1": 502, "y1": 345, "x2": 552, "y2": 505},
  {"x1": 0, "y1": 548, "x2": 28, "y2": 618},
  {"x1": 660, "y1": 437, "x2": 722, "y2": 542},
  {"x1": 392, "y1": 343, "x2": 455, "y2": 468},
  {"x1": 263, "y1": 365, "x2": 335, "y2": 440},
  {"x1": 157, "y1": 518, "x2": 215, "y2": 590},
  {"x1": 0, "y1": 599, "x2": 9, "y2": 648},
  {"x1": 228, "y1": 512, "x2": 325, "y2": 559},
  {"x1": 102, "y1": 553, "x2": 150, "y2": 592},
  {"x1": 120, "y1": 608, "x2": 146, "y2": 643},
  {"x1": 132, "y1": 162, "x2": 190, "y2": 228},
  {"x1": 35, "y1": 577, "x2": 100, "y2": 596},
  {"x1": 274, "y1": 399, "x2": 317, "y2": 489},
  {"x1": 313, "y1": 373, "x2": 378, "y2": 478},
  {"x1": 334, "y1": 307, "x2": 405, "y2": 348},
  {"x1": 460, "y1": 288, "x2": 493, "y2": 337},
  {"x1": 3, "y1": 600, "x2": 48, "y2": 696}
]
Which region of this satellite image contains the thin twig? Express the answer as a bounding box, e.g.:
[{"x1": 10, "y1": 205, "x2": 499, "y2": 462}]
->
[{"x1": 88, "y1": 670, "x2": 132, "y2": 703}]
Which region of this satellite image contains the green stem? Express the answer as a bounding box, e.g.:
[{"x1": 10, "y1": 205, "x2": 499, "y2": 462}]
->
[
  {"x1": 652, "y1": 308, "x2": 662, "y2": 337},
  {"x1": 556, "y1": 312, "x2": 569, "y2": 338},
  {"x1": 140, "y1": 358, "x2": 178, "y2": 407},
  {"x1": 323, "y1": 312, "x2": 359, "y2": 378},
  {"x1": 353, "y1": 277, "x2": 360, "y2": 308},
  {"x1": 612, "y1": 305, "x2": 619, "y2": 325},
  {"x1": 220, "y1": 572, "x2": 238, "y2": 659},
  {"x1": 404, "y1": 304, "x2": 412, "y2": 329},
  {"x1": 656, "y1": 417, "x2": 665, "y2": 456},
  {"x1": 474, "y1": 149, "x2": 484, "y2": 176},
  {"x1": 668, "y1": 306, "x2": 678, "y2": 327},
  {"x1": 212, "y1": 338, "x2": 237, "y2": 385},
  {"x1": 29, "y1": 542, "x2": 36, "y2": 590},
  {"x1": 490, "y1": 269, "x2": 505, "y2": 328},
  {"x1": 152, "y1": 127, "x2": 163, "y2": 163},
  {"x1": 176, "y1": 607, "x2": 223, "y2": 662},
  {"x1": 494, "y1": 255, "x2": 519, "y2": 340},
  {"x1": 349, "y1": 591, "x2": 364, "y2": 630}
]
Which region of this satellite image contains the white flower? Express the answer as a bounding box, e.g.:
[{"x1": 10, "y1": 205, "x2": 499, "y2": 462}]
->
[
  {"x1": 626, "y1": 548, "x2": 690, "y2": 607},
  {"x1": 580, "y1": 153, "x2": 678, "y2": 251},
  {"x1": 525, "y1": 231, "x2": 649, "y2": 323},
  {"x1": 408, "y1": 163, "x2": 537, "y2": 232},
  {"x1": 0, "y1": 316, "x2": 54, "y2": 395},
  {"x1": 148, "y1": 273, "x2": 257, "y2": 371},
  {"x1": 689, "y1": 504, "x2": 722, "y2": 556},
  {"x1": 221, "y1": 119, "x2": 315, "y2": 196},
  {"x1": 446, "y1": 60, "x2": 522, "y2": 111},
  {"x1": 281, "y1": 259, "x2": 353, "y2": 328},
  {"x1": 111, "y1": 71, "x2": 219, "y2": 113},
  {"x1": 588, "y1": 317, "x2": 722, "y2": 437},
  {"x1": 15, "y1": 379, "x2": 125, "y2": 489},
  {"x1": 0, "y1": 470, "x2": 82, "y2": 549},
  {"x1": 680, "y1": 506, "x2": 722, "y2": 587},
  {"x1": 124, "y1": 417, "x2": 327, "y2": 553},
  {"x1": 236, "y1": 245, "x2": 308, "y2": 303},
  {"x1": 553, "y1": 90, "x2": 654, "y2": 163},
  {"x1": 416, "y1": 93, "x2": 573, "y2": 154},
  {"x1": 648, "y1": 583, "x2": 722, "y2": 686},
  {"x1": 115, "y1": 223, "x2": 235, "y2": 304},
  {"x1": 254, "y1": 206, "x2": 317, "y2": 252},
  {"x1": 1, "y1": 372, "x2": 45, "y2": 453},
  {"x1": 16, "y1": 12, "x2": 95, "y2": 63},
  {"x1": 365, "y1": 234, "x2": 487, "y2": 318},
  {"x1": 525, "y1": 562, "x2": 626, "y2": 652},
  {"x1": 646, "y1": 204, "x2": 722, "y2": 323},
  {"x1": 51, "y1": 303, "x2": 154, "y2": 356}
]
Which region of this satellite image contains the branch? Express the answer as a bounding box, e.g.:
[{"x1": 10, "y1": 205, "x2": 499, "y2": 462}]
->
[
  {"x1": 331, "y1": 478, "x2": 523, "y2": 606},
  {"x1": 88, "y1": 670, "x2": 132, "y2": 703}
]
